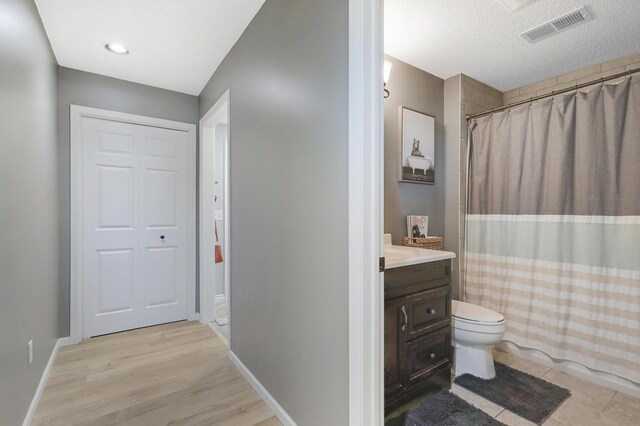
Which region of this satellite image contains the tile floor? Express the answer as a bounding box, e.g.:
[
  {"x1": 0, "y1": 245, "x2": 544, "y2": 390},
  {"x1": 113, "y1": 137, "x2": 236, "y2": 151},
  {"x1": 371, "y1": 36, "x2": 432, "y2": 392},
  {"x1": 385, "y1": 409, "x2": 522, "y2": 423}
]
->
[
  {"x1": 214, "y1": 295, "x2": 229, "y2": 338},
  {"x1": 448, "y1": 349, "x2": 640, "y2": 426},
  {"x1": 386, "y1": 348, "x2": 640, "y2": 425}
]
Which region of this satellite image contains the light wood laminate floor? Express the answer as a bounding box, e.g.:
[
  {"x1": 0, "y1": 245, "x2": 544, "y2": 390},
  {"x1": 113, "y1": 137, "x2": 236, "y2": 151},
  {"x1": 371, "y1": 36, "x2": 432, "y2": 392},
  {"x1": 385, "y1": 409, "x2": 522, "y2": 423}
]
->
[{"x1": 33, "y1": 321, "x2": 281, "y2": 426}]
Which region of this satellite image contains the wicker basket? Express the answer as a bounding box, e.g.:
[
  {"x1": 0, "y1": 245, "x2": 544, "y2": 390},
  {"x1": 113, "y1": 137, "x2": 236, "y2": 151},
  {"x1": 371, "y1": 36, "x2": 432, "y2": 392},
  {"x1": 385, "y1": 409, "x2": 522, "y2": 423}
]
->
[{"x1": 403, "y1": 236, "x2": 443, "y2": 250}]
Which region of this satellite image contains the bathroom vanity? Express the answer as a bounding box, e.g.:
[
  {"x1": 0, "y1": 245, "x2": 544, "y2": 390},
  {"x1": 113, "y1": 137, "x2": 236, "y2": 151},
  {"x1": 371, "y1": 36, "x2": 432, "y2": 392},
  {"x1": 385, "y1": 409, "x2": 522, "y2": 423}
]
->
[{"x1": 384, "y1": 243, "x2": 456, "y2": 413}]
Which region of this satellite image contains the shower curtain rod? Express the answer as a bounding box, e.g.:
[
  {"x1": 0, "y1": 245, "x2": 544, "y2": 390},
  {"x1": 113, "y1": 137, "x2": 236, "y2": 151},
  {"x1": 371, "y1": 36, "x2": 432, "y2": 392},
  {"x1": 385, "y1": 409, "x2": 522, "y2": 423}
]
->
[{"x1": 466, "y1": 66, "x2": 640, "y2": 121}]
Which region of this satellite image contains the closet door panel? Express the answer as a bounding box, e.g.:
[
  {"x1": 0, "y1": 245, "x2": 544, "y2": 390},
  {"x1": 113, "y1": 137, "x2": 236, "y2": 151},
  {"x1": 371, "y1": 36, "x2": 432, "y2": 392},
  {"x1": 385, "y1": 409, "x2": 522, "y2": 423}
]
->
[
  {"x1": 139, "y1": 125, "x2": 189, "y2": 326},
  {"x1": 82, "y1": 118, "x2": 141, "y2": 337}
]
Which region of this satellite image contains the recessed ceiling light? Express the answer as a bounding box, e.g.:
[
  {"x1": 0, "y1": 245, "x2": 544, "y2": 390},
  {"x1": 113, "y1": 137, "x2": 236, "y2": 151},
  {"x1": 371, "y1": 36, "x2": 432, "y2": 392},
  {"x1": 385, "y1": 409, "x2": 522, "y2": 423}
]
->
[
  {"x1": 495, "y1": 0, "x2": 539, "y2": 11},
  {"x1": 104, "y1": 43, "x2": 129, "y2": 55}
]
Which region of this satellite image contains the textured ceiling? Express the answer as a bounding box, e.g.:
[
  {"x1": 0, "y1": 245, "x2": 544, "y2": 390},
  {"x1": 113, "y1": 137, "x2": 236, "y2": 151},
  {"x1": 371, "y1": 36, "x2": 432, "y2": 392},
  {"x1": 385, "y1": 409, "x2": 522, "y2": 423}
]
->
[
  {"x1": 385, "y1": 0, "x2": 640, "y2": 91},
  {"x1": 35, "y1": 0, "x2": 265, "y2": 95}
]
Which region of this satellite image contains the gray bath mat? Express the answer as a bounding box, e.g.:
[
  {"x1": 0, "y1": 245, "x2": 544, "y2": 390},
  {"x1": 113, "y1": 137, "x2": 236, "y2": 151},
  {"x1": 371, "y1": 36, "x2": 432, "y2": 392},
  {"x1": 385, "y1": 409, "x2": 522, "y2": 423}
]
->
[
  {"x1": 402, "y1": 390, "x2": 506, "y2": 426},
  {"x1": 455, "y1": 362, "x2": 570, "y2": 425}
]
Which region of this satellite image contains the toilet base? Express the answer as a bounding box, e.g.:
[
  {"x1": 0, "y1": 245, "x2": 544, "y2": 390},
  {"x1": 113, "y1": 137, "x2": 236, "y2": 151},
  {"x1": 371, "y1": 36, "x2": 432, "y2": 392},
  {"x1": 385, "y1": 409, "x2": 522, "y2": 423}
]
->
[{"x1": 454, "y1": 342, "x2": 496, "y2": 379}]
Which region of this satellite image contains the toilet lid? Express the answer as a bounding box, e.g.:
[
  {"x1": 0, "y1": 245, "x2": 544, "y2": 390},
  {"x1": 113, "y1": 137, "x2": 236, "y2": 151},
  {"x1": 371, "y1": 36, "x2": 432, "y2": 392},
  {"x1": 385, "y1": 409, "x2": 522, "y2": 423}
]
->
[{"x1": 452, "y1": 300, "x2": 504, "y2": 323}]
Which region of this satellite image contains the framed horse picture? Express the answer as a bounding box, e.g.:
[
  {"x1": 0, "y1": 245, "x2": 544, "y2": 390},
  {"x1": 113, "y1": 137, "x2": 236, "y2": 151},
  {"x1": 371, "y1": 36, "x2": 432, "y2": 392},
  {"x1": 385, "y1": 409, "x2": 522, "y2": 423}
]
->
[{"x1": 397, "y1": 106, "x2": 435, "y2": 184}]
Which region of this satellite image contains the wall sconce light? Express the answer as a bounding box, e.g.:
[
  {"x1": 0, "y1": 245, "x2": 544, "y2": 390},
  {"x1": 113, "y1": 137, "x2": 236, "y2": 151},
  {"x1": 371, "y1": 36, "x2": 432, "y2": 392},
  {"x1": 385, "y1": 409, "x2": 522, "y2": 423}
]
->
[{"x1": 383, "y1": 60, "x2": 393, "y2": 98}]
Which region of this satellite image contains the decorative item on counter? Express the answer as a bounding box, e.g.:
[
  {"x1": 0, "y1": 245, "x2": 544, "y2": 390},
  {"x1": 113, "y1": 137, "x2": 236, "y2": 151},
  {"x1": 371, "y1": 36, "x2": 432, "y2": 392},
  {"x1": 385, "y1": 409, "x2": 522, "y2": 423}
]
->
[
  {"x1": 403, "y1": 236, "x2": 443, "y2": 250},
  {"x1": 407, "y1": 215, "x2": 429, "y2": 238},
  {"x1": 405, "y1": 215, "x2": 441, "y2": 249}
]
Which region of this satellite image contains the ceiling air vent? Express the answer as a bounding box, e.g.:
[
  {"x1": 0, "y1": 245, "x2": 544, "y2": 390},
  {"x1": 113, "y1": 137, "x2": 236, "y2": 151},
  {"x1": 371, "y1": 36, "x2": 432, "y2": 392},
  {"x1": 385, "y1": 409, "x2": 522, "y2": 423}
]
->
[{"x1": 521, "y1": 6, "x2": 593, "y2": 43}]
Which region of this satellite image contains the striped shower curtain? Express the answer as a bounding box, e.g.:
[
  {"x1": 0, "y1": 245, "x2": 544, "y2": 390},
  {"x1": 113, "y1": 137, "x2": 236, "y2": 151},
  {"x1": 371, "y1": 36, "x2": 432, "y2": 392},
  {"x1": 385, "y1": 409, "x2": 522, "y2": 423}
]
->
[{"x1": 464, "y1": 77, "x2": 640, "y2": 383}]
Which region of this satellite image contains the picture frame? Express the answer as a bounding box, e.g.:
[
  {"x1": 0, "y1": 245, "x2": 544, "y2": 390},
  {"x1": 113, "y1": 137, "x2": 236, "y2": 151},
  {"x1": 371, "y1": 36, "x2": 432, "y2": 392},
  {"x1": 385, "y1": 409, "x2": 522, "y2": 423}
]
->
[
  {"x1": 407, "y1": 215, "x2": 429, "y2": 238},
  {"x1": 397, "y1": 106, "x2": 435, "y2": 184}
]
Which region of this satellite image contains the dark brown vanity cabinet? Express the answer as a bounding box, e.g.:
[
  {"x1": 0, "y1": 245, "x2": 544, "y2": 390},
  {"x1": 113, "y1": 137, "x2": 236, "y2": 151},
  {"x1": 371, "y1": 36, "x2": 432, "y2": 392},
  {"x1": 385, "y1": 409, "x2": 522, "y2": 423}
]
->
[{"x1": 384, "y1": 259, "x2": 452, "y2": 413}]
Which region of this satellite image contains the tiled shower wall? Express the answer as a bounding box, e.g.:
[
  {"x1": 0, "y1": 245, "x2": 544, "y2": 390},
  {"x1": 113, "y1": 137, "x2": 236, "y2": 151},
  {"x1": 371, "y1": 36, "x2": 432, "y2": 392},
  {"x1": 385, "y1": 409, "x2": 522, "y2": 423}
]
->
[
  {"x1": 504, "y1": 52, "x2": 640, "y2": 103},
  {"x1": 444, "y1": 75, "x2": 502, "y2": 299}
]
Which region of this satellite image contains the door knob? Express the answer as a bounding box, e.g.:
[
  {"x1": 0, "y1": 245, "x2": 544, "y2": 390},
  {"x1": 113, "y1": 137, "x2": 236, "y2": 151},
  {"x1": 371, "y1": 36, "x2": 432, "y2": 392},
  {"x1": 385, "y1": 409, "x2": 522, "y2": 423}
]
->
[
  {"x1": 160, "y1": 235, "x2": 165, "y2": 240},
  {"x1": 427, "y1": 308, "x2": 436, "y2": 315},
  {"x1": 428, "y1": 352, "x2": 436, "y2": 359}
]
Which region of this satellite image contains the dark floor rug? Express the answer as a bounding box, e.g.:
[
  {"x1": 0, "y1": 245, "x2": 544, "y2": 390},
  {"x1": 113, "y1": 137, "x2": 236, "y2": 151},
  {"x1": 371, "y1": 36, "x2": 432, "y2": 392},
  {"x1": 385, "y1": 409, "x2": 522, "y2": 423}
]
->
[
  {"x1": 401, "y1": 390, "x2": 506, "y2": 426},
  {"x1": 455, "y1": 362, "x2": 571, "y2": 425}
]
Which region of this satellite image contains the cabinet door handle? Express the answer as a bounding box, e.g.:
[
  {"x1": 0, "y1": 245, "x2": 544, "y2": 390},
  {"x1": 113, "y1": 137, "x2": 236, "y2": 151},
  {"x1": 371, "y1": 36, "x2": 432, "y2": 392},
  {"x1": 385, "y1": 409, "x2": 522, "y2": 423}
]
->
[
  {"x1": 428, "y1": 352, "x2": 436, "y2": 359},
  {"x1": 427, "y1": 308, "x2": 436, "y2": 315},
  {"x1": 401, "y1": 305, "x2": 408, "y2": 331}
]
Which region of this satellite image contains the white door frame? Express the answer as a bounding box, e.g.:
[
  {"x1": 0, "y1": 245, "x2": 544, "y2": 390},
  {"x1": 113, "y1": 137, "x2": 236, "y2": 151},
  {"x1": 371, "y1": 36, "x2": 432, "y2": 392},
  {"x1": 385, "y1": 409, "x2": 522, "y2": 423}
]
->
[
  {"x1": 198, "y1": 90, "x2": 231, "y2": 333},
  {"x1": 70, "y1": 105, "x2": 197, "y2": 344},
  {"x1": 349, "y1": 0, "x2": 384, "y2": 424}
]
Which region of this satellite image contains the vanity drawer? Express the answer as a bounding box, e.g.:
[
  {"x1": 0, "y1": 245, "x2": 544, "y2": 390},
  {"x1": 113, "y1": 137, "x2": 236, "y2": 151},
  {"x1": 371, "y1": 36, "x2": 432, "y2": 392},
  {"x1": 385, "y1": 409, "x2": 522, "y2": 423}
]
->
[
  {"x1": 385, "y1": 260, "x2": 450, "y2": 300},
  {"x1": 404, "y1": 326, "x2": 450, "y2": 387},
  {"x1": 406, "y1": 286, "x2": 450, "y2": 339}
]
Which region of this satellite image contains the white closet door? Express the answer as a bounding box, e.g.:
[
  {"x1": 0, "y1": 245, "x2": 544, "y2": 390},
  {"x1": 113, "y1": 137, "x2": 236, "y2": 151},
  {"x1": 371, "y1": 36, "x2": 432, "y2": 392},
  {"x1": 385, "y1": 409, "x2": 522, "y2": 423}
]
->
[
  {"x1": 139, "y1": 125, "x2": 188, "y2": 326},
  {"x1": 81, "y1": 117, "x2": 188, "y2": 338},
  {"x1": 82, "y1": 117, "x2": 141, "y2": 337}
]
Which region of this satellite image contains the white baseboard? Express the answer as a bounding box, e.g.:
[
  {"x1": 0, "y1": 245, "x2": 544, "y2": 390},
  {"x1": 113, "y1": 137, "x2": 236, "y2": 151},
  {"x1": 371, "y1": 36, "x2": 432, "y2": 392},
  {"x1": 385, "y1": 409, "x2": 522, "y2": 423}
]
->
[
  {"x1": 228, "y1": 351, "x2": 296, "y2": 426},
  {"x1": 205, "y1": 322, "x2": 228, "y2": 347},
  {"x1": 498, "y1": 341, "x2": 640, "y2": 399},
  {"x1": 22, "y1": 337, "x2": 66, "y2": 426},
  {"x1": 58, "y1": 336, "x2": 72, "y2": 347}
]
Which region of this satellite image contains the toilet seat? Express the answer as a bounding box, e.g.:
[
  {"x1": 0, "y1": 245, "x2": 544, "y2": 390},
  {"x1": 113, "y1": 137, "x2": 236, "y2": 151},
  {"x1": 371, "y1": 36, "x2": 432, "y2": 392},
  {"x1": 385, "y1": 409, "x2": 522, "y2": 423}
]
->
[
  {"x1": 452, "y1": 300, "x2": 504, "y2": 323},
  {"x1": 453, "y1": 316, "x2": 506, "y2": 334},
  {"x1": 452, "y1": 300, "x2": 506, "y2": 334}
]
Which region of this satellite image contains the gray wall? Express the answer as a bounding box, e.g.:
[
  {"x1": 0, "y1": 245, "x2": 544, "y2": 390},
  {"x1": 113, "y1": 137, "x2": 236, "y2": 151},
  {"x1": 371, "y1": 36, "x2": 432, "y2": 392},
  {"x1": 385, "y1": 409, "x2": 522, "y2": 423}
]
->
[
  {"x1": 198, "y1": 0, "x2": 349, "y2": 424},
  {"x1": 384, "y1": 55, "x2": 445, "y2": 244},
  {"x1": 57, "y1": 67, "x2": 199, "y2": 336},
  {"x1": 0, "y1": 0, "x2": 59, "y2": 424}
]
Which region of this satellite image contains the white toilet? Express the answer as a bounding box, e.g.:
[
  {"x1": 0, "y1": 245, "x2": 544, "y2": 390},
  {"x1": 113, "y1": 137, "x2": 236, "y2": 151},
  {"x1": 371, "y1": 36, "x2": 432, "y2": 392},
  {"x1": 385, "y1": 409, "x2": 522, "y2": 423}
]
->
[{"x1": 451, "y1": 300, "x2": 506, "y2": 379}]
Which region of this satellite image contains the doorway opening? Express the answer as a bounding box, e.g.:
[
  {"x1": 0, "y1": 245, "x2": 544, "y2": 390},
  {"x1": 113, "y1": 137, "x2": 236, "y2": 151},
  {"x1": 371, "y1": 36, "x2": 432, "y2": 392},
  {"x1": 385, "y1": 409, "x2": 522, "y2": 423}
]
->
[{"x1": 199, "y1": 90, "x2": 231, "y2": 344}]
